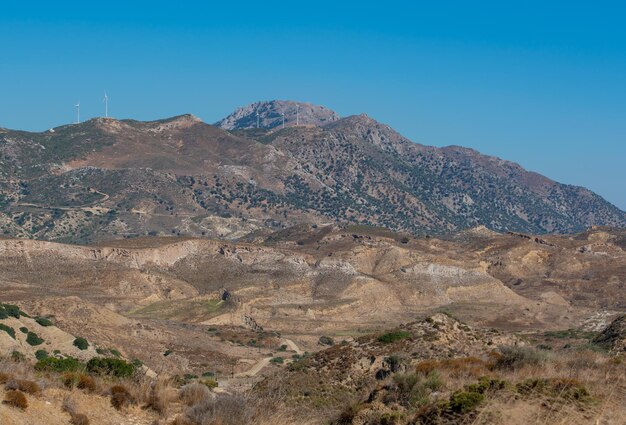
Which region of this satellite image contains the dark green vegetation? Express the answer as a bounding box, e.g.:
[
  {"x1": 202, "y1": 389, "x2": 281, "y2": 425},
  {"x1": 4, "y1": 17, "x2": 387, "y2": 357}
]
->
[
  {"x1": 25, "y1": 331, "x2": 44, "y2": 346},
  {"x1": 378, "y1": 330, "x2": 411, "y2": 344},
  {"x1": 86, "y1": 357, "x2": 136, "y2": 377},
  {"x1": 35, "y1": 316, "x2": 53, "y2": 327},
  {"x1": 0, "y1": 323, "x2": 16, "y2": 339},
  {"x1": 73, "y1": 337, "x2": 89, "y2": 350},
  {"x1": 0, "y1": 304, "x2": 28, "y2": 319},
  {"x1": 35, "y1": 357, "x2": 85, "y2": 373}
]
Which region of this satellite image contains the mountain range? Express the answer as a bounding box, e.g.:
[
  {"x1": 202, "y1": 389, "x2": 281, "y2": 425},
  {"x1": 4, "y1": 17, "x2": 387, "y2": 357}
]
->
[{"x1": 0, "y1": 100, "x2": 624, "y2": 243}]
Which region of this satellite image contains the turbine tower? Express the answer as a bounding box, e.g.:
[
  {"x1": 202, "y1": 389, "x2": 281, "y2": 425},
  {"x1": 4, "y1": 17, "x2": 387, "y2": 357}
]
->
[
  {"x1": 296, "y1": 104, "x2": 300, "y2": 126},
  {"x1": 103, "y1": 92, "x2": 109, "y2": 118},
  {"x1": 256, "y1": 109, "x2": 260, "y2": 129},
  {"x1": 281, "y1": 111, "x2": 285, "y2": 129},
  {"x1": 75, "y1": 102, "x2": 80, "y2": 124}
]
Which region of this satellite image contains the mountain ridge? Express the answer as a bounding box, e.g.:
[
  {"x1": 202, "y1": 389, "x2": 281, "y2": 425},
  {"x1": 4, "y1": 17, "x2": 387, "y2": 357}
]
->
[{"x1": 0, "y1": 101, "x2": 623, "y2": 243}]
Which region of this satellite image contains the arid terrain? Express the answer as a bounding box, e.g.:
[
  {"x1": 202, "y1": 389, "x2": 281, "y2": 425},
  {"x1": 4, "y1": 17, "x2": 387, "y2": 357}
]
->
[
  {"x1": 1, "y1": 224, "x2": 625, "y2": 424},
  {"x1": 1, "y1": 101, "x2": 625, "y2": 424}
]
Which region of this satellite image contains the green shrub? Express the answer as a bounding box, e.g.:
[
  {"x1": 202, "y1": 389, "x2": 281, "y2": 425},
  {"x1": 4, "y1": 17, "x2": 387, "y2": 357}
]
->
[
  {"x1": 11, "y1": 351, "x2": 25, "y2": 362},
  {"x1": 200, "y1": 378, "x2": 218, "y2": 389},
  {"x1": 378, "y1": 331, "x2": 411, "y2": 344},
  {"x1": 0, "y1": 324, "x2": 16, "y2": 339},
  {"x1": 19, "y1": 327, "x2": 28, "y2": 334},
  {"x1": 319, "y1": 335, "x2": 334, "y2": 346},
  {"x1": 26, "y1": 331, "x2": 44, "y2": 346},
  {"x1": 448, "y1": 390, "x2": 485, "y2": 414},
  {"x1": 73, "y1": 337, "x2": 89, "y2": 350},
  {"x1": 35, "y1": 357, "x2": 85, "y2": 373},
  {"x1": 35, "y1": 350, "x2": 49, "y2": 361},
  {"x1": 35, "y1": 317, "x2": 53, "y2": 327},
  {"x1": 393, "y1": 371, "x2": 443, "y2": 408},
  {"x1": 0, "y1": 306, "x2": 7, "y2": 319},
  {"x1": 270, "y1": 357, "x2": 284, "y2": 364},
  {"x1": 110, "y1": 349, "x2": 121, "y2": 357},
  {"x1": 2, "y1": 304, "x2": 22, "y2": 319},
  {"x1": 86, "y1": 358, "x2": 136, "y2": 378},
  {"x1": 278, "y1": 344, "x2": 288, "y2": 351}
]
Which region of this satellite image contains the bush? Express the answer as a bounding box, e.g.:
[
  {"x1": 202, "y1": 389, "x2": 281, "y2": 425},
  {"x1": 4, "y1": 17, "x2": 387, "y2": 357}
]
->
[
  {"x1": 11, "y1": 351, "x2": 25, "y2": 362},
  {"x1": 448, "y1": 390, "x2": 485, "y2": 414},
  {"x1": 319, "y1": 335, "x2": 335, "y2": 346},
  {"x1": 180, "y1": 383, "x2": 211, "y2": 406},
  {"x1": 35, "y1": 317, "x2": 53, "y2": 327},
  {"x1": 200, "y1": 378, "x2": 218, "y2": 389},
  {"x1": 516, "y1": 378, "x2": 591, "y2": 402},
  {"x1": 35, "y1": 349, "x2": 49, "y2": 361},
  {"x1": 63, "y1": 372, "x2": 96, "y2": 392},
  {"x1": 26, "y1": 331, "x2": 44, "y2": 346},
  {"x1": 0, "y1": 372, "x2": 11, "y2": 384},
  {"x1": 2, "y1": 304, "x2": 23, "y2": 319},
  {"x1": 73, "y1": 337, "x2": 89, "y2": 350},
  {"x1": 270, "y1": 357, "x2": 284, "y2": 364},
  {"x1": 0, "y1": 323, "x2": 16, "y2": 339},
  {"x1": 6, "y1": 379, "x2": 41, "y2": 395},
  {"x1": 35, "y1": 357, "x2": 85, "y2": 373},
  {"x1": 110, "y1": 385, "x2": 134, "y2": 410},
  {"x1": 19, "y1": 327, "x2": 28, "y2": 334},
  {"x1": 63, "y1": 396, "x2": 91, "y2": 425},
  {"x1": 393, "y1": 371, "x2": 442, "y2": 408},
  {"x1": 493, "y1": 346, "x2": 548, "y2": 370},
  {"x1": 86, "y1": 357, "x2": 136, "y2": 378},
  {"x1": 3, "y1": 390, "x2": 28, "y2": 409},
  {"x1": 70, "y1": 413, "x2": 90, "y2": 425},
  {"x1": 277, "y1": 344, "x2": 288, "y2": 351},
  {"x1": 378, "y1": 331, "x2": 411, "y2": 344}
]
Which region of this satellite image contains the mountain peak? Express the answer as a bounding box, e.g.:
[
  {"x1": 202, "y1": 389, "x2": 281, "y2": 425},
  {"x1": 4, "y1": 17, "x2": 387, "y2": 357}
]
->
[{"x1": 215, "y1": 100, "x2": 340, "y2": 130}]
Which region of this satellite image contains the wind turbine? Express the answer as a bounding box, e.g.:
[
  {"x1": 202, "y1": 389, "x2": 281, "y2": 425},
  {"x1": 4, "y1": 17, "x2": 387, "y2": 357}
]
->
[
  {"x1": 75, "y1": 102, "x2": 80, "y2": 124},
  {"x1": 256, "y1": 109, "x2": 260, "y2": 129},
  {"x1": 296, "y1": 104, "x2": 300, "y2": 126},
  {"x1": 103, "y1": 92, "x2": 109, "y2": 117},
  {"x1": 281, "y1": 111, "x2": 285, "y2": 129}
]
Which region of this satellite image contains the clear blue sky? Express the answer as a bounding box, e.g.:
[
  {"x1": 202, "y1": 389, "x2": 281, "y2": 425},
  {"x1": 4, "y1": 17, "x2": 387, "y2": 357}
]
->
[{"x1": 1, "y1": 1, "x2": 625, "y2": 210}]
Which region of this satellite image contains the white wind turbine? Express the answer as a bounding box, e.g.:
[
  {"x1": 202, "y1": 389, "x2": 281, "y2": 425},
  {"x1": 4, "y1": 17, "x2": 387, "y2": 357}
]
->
[
  {"x1": 296, "y1": 103, "x2": 300, "y2": 126},
  {"x1": 75, "y1": 102, "x2": 80, "y2": 124},
  {"x1": 103, "y1": 92, "x2": 109, "y2": 117},
  {"x1": 256, "y1": 109, "x2": 260, "y2": 129},
  {"x1": 281, "y1": 111, "x2": 285, "y2": 129}
]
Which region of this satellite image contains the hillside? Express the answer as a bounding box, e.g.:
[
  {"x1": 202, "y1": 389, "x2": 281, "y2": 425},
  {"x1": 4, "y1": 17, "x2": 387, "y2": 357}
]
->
[
  {"x1": 0, "y1": 226, "x2": 625, "y2": 423},
  {"x1": 0, "y1": 101, "x2": 624, "y2": 244}
]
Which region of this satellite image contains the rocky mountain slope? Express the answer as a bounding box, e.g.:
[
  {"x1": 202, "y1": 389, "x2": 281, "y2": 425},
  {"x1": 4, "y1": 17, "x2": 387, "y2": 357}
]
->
[
  {"x1": 215, "y1": 100, "x2": 340, "y2": 130},
  {"x1": 0, "y1": 101, "x2": 624, "y2": 243}
]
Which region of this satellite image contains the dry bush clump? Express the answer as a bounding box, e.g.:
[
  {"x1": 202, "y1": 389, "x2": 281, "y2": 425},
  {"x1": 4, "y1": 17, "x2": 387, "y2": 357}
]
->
[
  {"x1": 179, "y1": 382, "x2": 212, "y2": 406},
  {"x1": 6, "y1": 378, "x2": 41, "y2": 395},
  {"x1": 0, "y1": 372, "x2": 12, "y2": 383},
  {"x1": 110, "y1": 384, "x2": 135, "y2": 410},
  {"x1": 3, "y1": 390, "x2": 28, "y2": 409},
  {"x1": 63, "y1": 396, "x2": 90, "y2": 425},
  {"x1": 62, "y1": 372, "x2": 97, "y2": 392},
  {"x1": 144, "y1": 378, "x2": 178, "y2": 415}
]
